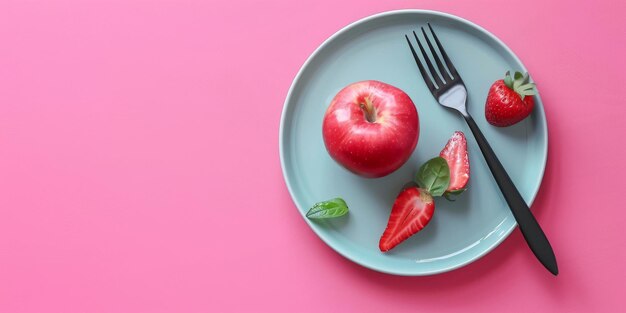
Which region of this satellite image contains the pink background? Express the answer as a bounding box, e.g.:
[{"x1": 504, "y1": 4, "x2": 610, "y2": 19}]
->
[{"x1": 1, "y1": 0, "x2": 625, "y2": 312}]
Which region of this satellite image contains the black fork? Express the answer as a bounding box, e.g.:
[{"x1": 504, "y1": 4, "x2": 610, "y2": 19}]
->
[{"x1": 406, "y1": 23, "x2": 558, "y2": 276}]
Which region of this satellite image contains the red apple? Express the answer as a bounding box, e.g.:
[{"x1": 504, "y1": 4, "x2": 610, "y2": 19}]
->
[{"x1": 322, "y1": 80, "x2": 419, "y2": 178}]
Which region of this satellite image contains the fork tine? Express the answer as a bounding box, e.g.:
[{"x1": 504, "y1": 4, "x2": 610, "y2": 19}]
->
[
  {"x1": 427, "y1": 23, "x2": 459, "y2": 78},
  {"x1": 421, "y1": 27, "x2": 452, "y2": 83},
  {"x1": 413, "y1": 31, "x2": 444, "y2": 88},
  {"x1": 405, "y1": 34, "x2": 436, "y2": 92}
]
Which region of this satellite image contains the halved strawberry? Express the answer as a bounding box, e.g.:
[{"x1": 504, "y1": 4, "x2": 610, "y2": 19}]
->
[
  {"x1": 379, "y1": 183, "x2": 434, "y2": 252},
  {"x1": 439, "y1": 131, "x2": 470, "y2": 195}
]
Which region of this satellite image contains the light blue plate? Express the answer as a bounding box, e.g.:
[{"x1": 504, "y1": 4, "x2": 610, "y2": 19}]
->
[{"x1": 279, "y1": 10, "x2": 547, "y2": 276}]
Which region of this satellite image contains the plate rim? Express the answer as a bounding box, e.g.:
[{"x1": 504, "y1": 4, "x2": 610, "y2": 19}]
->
[{"x1": 279, "y1": 9, "x2": 548, "y2": 276}]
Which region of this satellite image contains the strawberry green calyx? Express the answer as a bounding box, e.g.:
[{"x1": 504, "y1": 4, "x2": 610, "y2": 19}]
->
[{"x1": 503, "y1": 71, "x2": 537, "y2": 100}]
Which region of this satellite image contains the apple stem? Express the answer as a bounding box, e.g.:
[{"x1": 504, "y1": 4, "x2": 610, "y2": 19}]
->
[{"x1": 360, "y1": 97, "x2": 376, "y2": 123}]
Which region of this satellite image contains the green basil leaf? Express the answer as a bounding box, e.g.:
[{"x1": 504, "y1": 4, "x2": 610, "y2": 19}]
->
[
  {"x1": 443, "y1": 188, "x2": 467, "y2": 201},
  {"x1": 415, "y1": 157, "x2": 450, "y2": 197},
  {"x1": 306, "y1": 198, "x2": 349, "y2": 219},
  {"x1": 444, "y1": 193, "x2": 457, "y2": 201},
  {"x1": 447, "y1": 188, "x2": 467, "y2": 196}
]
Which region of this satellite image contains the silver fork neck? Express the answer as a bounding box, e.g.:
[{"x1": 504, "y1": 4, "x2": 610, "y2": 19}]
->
[{"x1": 438, "y1": 84, "x2": 468, "y2": 117}]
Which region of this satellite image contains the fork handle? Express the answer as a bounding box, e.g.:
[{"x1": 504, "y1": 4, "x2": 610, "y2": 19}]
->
[{"x1": 464, "y1": 114, "x2": 558, "y2": 275}]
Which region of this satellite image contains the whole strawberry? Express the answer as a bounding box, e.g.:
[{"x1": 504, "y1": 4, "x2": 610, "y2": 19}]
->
[{"x1": 485, "y1": 71, "x2": 537, "y2": 127}]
